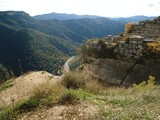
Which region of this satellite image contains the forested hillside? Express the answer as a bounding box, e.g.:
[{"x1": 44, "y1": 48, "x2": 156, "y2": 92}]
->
[{"x1": 0, "y1": 11, "x2": 125, "y2": 80}]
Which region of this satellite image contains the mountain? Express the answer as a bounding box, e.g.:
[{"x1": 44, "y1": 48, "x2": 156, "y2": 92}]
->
[
  {"x1": 110, "y1": 15, "x2": 156, "y2": 23},
  {"x1": 39, "y1": 18, "x2": 125, "y2": 39},
  {"x1": 0, "y1": 11, "x2": 125, "y2": 79},
  {"x1": 33, "y1": 12, "x2": 99, "y2": 20},
  {"x1": 0, "y1": 11, "x2": 76, "y2": 77},
  {"x1": 1, "y1": 16, "x2": 160, "y2": 120},
  {"x1": 0, "y1": 22, "x2": 72, "y2": 77},
  {"x1": 34, "y1": 13, "x2": 156, "y2": 23}
]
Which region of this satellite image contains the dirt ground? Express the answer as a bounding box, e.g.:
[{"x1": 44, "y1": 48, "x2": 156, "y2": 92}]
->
[
  {"x1": 17, "y1": 102, "x2": 99, "y2": 120},
  {"x1": 0, "y1": 71, "x2": 61, "y2": 107}
]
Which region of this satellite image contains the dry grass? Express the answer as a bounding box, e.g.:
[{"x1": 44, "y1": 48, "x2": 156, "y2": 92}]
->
[
  {"x1": 95, "y1": 76, "x2": 160, "y2": 119},
  {"x1": 17, "y1": 102, "x2": 99, "y2": 120},
  {"x1": 125, "y1": 22, "x2": 134, "y2": 34},
  {"x1": 147, "y1": 41, "x2": 160, "y2": 52},
  {"x1": 16, "y1": 76, "x2": 160, "y2": 120},
  {"x1": 1, "y1": 71, "x2": 160, "y2": 120},
  {"x1": 31, "y1": 82, "x2": 66, "y2": 100},
  {"x1": 62, "y1": 72, "x2": 86, "y2": 89},
  {"x1": 0, "y1": 71, "x2": 60, "y2": 107},
  {"x1": 99, "y1": 86, "x2": 160, "y2": 119},
  {"x1": 85, "y1": 80, "x2": 104, "y2": 94}
]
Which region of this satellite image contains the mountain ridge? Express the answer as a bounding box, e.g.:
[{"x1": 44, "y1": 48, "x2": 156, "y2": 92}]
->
[
  {"x1": 0, "y1": 11, "x2": 125, "y2": 80},
  {"x1": 33, "y1": 12, "x2": 100, "y2": 20},
  {"x1": 33, "y1": 12, "x2": 157, "y2": 23}
]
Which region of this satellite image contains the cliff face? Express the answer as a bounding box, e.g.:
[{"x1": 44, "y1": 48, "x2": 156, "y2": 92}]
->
[
  {"x1": 79, "y1": 17, "x2": 160, "y2": 86},
  {"x1": 79, "y1": 57, "x2": 160, "y2": 86}
]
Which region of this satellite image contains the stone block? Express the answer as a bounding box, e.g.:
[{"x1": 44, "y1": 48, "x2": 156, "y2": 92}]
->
[
  {"x1": 119, "y1": 41, "x2": 126, "y2": 45},
  {"x1": 134, "y1": 56, "x2": 140, "y2": 59},
  {"x1": 132, "y1": 41, "x2": 138, "y2": 44},
  {"x1": 138, "y1": 45, "x2": 143, "y2": 50},
  {"x1": 129, "y1": 50, "x2": 133, "y2": 54}
]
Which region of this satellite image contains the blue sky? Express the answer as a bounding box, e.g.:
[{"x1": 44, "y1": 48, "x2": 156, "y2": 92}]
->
[{"x1": 0, "y1": 0, "x2": 159, "y2": 17}]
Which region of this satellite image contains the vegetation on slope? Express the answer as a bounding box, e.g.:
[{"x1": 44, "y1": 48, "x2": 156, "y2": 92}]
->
[
  {"x1": 0, "y1": 27, "x2": 73, "y2": 76},
  {"x1": 0, "y1": 71, "x2": 160, "y2": 120},
  {"x1": 0, "y1": 11, "x2": 125, "y2": 78},
  {"x1": 41, "y1": 17, "x2": 125, "y2": 39}
]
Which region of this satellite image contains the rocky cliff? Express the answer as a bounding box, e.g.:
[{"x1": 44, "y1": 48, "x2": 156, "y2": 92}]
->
[{"x1": 78, "y1": 17, "x2": 160, "y2": 86}]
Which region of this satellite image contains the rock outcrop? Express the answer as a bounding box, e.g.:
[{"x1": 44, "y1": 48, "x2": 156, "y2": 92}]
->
[{"x1": 79, "y1": 17, "x2": 160, "y2": 86}]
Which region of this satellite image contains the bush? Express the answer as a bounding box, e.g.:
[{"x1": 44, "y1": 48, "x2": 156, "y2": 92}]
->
[
  {"x1": 59, "y1": 90, "x2": 79, "y2": 104},
  {"x1": 31, "y1": 82, "x2": 66, "y2": 99},
  {"x1": 85, "y1": 80, "x2": 104, "y2": 94},
  {"x1": 62, "y1": 72, "x2": 86, "y2": 89},
  {"x1": 133, "y1": 76, "x2": 156, "y2": 90},
  {"x1": 0, "y1": 80, "x2": 14, "y2": 92},
  {"x1": 125, "y1": 23, "x2": 134, "y2": 34},
  {"x1": 17, "y1": 99, "x2": 39, "y2": 111},
  {"x1": 0, "y1": 107, "x2": 17, "y2": 120}
]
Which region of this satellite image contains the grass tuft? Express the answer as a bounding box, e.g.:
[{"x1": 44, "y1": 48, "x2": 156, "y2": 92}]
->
[
  {"x1": 59, "y1": 90, "x2": 79, "y2": 104},
  {"x1": 31, "y1": 82, "x2": 66, "y2": 100},
  {"x1": 62, "y1": 72, "x2": 86, "y2": 89},
  {"x1": 0, "y1": 79, "x2": 14, "y2": 93}
]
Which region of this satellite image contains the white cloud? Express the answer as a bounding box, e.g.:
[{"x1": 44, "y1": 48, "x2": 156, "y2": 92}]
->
[{"x1": 0, "y1": 0, "x2": 159, "y2": 17}]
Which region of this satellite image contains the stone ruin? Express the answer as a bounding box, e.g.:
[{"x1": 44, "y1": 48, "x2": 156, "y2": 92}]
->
[
  {"x1": 81, "y1": 17, "x2": 160, "y2": 85},
  {"x1": 85, "y1": 17, "x2": 160, "y2": 62},
  {"x1": 114, "y1": 35, "x2": 144, "y2": 60},
  {"x1": 130, "y1": 17, "x2": 160, "y2": 39},
  {"x1": 84, "y1": 33, "x2": 160, "y2": 63}
]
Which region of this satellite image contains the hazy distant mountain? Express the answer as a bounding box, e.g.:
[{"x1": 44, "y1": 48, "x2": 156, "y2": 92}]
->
[
  {"x1": 0, "y1": 11, "x2": 125, "y2": 77},
  {"x1": 33, "y1": 12, "x2": 99, "y2": 20},
  {"x1": 40, "y1": 18, "x2": 125, "y2": 39},
  {"x1": 110, "y1": 15, "x2": 156, "y2": 23},
  {"x1": 34, "y1": 13, "x2": 156, "y2": 23}
]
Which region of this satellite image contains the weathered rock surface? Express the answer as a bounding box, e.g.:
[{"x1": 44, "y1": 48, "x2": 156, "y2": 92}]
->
[
  {"x1": 79, "y1": 17, "x2": 160, "y2": 86},
  {"x1": 123, "y1": 62, "x2": 160, "y2": 85},
  {"x1": 81, "y1": 57, "x2": 160, "y2": 86}
]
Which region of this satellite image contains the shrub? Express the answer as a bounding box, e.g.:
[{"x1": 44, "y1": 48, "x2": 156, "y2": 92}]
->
[
  {"x1": 125, "y1": 23, "x2": 134, "y2": 34},
  {"x1": 0, "y1": 107, "x2": 17, "y2": 120},
  {"x1": 59, "y1": 90, "x2": 79, "y2": 104},
  {"x1": 0, "y1": 80, "x2": 14, "y2": 92},
  {"x1": 147, "y1": 41, "x2": 160, "y2": 53},
  {"x1": 85, "y1": 80, "x2": 104, "y2": 94},
  {"x1": 62, "y1": 72, "x2": 86, "y2": 89},
  {"x1": 17, "y1": 99, "x2": 39, "y2": 111},
  {"x1": 31, "y1": 82, "x2": 66, "y2": 100},
  {"x1": 133, "y1": 76, "x2": 156, "y2": 90}
]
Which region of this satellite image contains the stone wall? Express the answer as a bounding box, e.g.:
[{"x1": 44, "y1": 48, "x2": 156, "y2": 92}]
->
[
  {"x1": 85, "y1": 35, "x2": 160, "y2": 63},
  {"x1": 84, "y1": 17, "x2": 160, "y2": 62},
  {"x1": 130, "y1": 17, "x2": 160, "y2": 38},
  {"x1": 114, "y1": 35, "x2": 144, "y2": 60}
]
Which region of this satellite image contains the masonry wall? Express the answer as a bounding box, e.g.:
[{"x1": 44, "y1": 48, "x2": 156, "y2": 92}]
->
[
  {"x1": 114, "y1": 38, "x2": 143, "y2": 60},
  {"x1": 130, "y1": 17, "x2": 160, "y2": 38},
  {"x1": 85, "y1": 38, "x2": 160, "y2": 63}
]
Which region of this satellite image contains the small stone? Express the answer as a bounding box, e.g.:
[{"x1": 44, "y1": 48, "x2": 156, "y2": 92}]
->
[
  {"x1": 129, "y1": 50, "x2": 133, "y2": 54},
  {"x1": 132, "y1": 41, "x2": 137, "y2": 44},
  {"x1": 138, "y1": 45, "x2": 143, "y2": 50}
]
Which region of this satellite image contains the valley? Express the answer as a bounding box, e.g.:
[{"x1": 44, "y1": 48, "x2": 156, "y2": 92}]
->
[
  {"x1": 0, "y1": 11, "x2": 125, "y2": 79},
  {"x1": 0, "y1": 10, "x2": 160, "y2": 120}
]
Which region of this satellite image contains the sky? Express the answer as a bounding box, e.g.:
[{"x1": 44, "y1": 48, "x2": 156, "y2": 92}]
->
[{"x1": 0, "y1": 0, "x2": 160, "y2": 17}]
